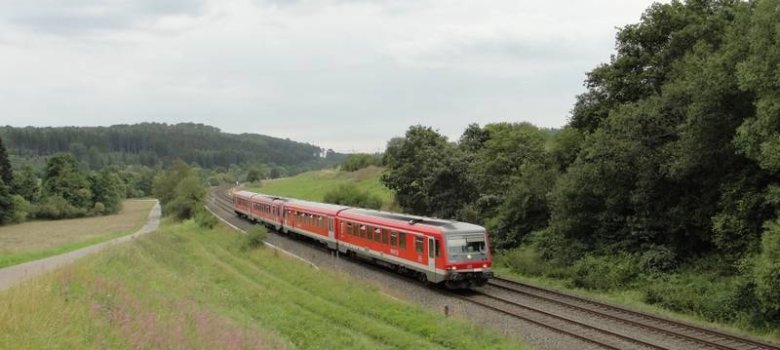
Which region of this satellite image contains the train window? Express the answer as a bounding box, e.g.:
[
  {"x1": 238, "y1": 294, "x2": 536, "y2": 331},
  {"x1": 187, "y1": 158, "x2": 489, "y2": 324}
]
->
[
  {"x1": 435, "y1": 239, "x2": 440, "y2": 257},
  {"x1": 381, "y1": 229, "x2": 389, "y2": 244},
  {"x1": 366, "y1": 226, "x2": 373, "y2": 240},
  {"x1": 399, "y1": 232, "x2": 407, "y2": 249},
  {"x1": 390, "y1": 232, "x2": 397, "y2": 246},
  {"x1": 415, "y1": 237, "x2": 423, "y2": 254},
  {"x1": 347, "y1": 222, "x2": 353, "y2": 235},
  {"x1": 374, "y1": 228, "x2": 381, "y2": 242}
]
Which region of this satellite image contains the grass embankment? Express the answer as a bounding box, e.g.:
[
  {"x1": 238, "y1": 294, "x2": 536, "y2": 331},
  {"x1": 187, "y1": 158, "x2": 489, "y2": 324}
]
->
[
  {"x1": 248, "y1": 166, "x2": 395, "y2": 210},
  {"x1": 0, "y1": 200, "x2": 155, "y2": 269},
  {"x1": 0, "y1": 219, "x2": 528, "y2": 349}
]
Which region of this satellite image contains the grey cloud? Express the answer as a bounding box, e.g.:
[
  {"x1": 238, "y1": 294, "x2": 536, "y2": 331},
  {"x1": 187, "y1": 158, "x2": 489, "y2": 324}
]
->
[{"x1": 1, "y1": 0, "x2": 207, "y2": 35}]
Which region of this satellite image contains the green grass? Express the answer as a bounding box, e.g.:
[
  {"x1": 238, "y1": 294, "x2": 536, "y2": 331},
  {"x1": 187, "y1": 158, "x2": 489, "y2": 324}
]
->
[
  {"x1": 0, "y1": 219, "x2": 530, "y2": 349},
  {"x1": 247, "y1": 166, "x2": 395, "y2": 210}
]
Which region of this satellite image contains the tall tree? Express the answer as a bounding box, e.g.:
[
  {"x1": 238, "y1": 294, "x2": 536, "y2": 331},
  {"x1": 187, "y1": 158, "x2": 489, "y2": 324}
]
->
[
  {"x1": 42, "y1": 153, "x2": 92, "y2": 209},
  {"x1": 13, "y1": 166, "x2": 40, "y2": 202},
  {"x1": 0, "y1": 136, "x2": 12, "y2": 186},
  {"x1": 546, "y1": 0, "x2": 780, "y2": 261},
  {"x1": 90, "y1": 168, "x2": 125, "y2": 214},
  {"x1": 0, "y1": 136, "x2": 16, "y2": 224},
  {"x1": 382, "y1": 126, "x2": 476, "y2": 218}
]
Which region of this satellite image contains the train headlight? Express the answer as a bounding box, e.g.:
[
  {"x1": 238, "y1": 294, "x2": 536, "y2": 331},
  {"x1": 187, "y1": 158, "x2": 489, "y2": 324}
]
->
[{"x1": 482, "y1": 263, "x2": 488, "y2": 268}]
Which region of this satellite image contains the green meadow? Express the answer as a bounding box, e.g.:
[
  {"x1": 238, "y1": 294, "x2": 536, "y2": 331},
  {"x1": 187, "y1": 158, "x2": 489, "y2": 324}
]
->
[
  {"x1": 248, "y1": 166, "x2": 395, "y2": 210},
  {"x1": 0, "y1": 219, "x2": 529, "y2": 349}
]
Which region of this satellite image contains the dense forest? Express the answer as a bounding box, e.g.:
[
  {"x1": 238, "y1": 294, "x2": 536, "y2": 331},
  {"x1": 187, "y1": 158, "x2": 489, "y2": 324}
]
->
[
  {"x1": 382, "y1": 0, "x2": 780, "y2": 329},
  {"x1": 0, "y1": 123, "x2": 344, "y2": 171},
  {"x1": 0, "y1": 123, "x2": 345, "y2": 224}
]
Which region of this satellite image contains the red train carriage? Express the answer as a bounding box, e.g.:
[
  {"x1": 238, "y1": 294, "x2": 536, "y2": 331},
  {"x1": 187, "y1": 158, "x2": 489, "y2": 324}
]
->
[
  {"x1": 232, "y1": 191, "x2": 493, "y2": 289},
  {"x1": 337, "y1": 209, "x2": 492, "y2": 288},
  {"x1": 233, "y1": 190, "x2": 257, "y2": 218},
  {"x1": 249, "y1": 194, "x2": 278, "y2": 226},
  {"x1": 282, "y1": 199, "x2": 349, "y2": 250}
]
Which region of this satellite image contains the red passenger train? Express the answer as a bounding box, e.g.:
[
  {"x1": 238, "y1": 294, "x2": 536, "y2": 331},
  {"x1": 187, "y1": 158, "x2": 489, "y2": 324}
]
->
[{"x1": 233, "y1": 190, "x2": 493, "y2": 288}]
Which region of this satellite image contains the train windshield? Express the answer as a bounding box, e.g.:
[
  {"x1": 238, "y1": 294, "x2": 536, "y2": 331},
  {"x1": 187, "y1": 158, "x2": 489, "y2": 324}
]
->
[{"x1": 447, "y1": 233, "x2": 488, "y2": 262}]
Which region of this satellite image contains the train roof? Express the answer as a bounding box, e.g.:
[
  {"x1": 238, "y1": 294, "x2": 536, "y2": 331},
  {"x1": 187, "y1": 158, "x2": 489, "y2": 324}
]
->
[
  {"x1": 341, "y1": 208, "x2": 485, "y2": 236},
  {"x1": 285, "y1": 199, "x2": 350, "y2": 215},
  {"x1": 235, "y1": 190, "x2": 288, "y2": 201},
  {"x1": 234, "y1": 190, "x2": 258, "y2": 198}
]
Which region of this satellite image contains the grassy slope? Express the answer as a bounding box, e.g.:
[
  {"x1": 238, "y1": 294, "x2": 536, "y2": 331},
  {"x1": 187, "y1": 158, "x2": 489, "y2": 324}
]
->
[
  {"x1": 0, "y1": 219, "x2": 529, "y2": 350},
  {"x1": 0, "y1": 200, "x2": 155, "y2": 269},
  {"x1": 248, "y1": 166, "x2": 395, "y2": 209}
]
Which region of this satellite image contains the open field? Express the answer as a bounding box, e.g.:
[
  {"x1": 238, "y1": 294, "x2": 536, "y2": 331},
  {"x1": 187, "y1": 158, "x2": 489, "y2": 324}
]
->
[
  {"x1": 0, "y1": 200, "x2": 155, "y2": 268},
  {"x1": 247, "y1": 166, "x2": 395, "y2": 209},
  {"x1": 0, "y1": 219, "x2": 528, "y2": 350}
]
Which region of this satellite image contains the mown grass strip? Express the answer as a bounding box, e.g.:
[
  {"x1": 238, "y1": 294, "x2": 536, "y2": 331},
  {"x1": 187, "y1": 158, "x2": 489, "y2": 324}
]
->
[
  {"x1": 0, "y1": 200, "x2": 155, "y2": 269},
  {"x1": 0, "y1": 231, "x2": 127, "y2": 269}
]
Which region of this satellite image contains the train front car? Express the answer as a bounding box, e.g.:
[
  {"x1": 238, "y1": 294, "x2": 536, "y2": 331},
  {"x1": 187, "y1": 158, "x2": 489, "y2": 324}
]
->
[{"x1": 441, "y1": 222, "x2": 493, "y2": 289}]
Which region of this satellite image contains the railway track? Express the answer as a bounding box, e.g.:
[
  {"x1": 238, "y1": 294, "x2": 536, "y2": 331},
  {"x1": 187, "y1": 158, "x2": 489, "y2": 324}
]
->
[
  {"x1": 208, "y1": 187, "x2": 779, "y2": 350},
  {"x1": 483, "y1": 277, "x2": 780, "y2": 350}
]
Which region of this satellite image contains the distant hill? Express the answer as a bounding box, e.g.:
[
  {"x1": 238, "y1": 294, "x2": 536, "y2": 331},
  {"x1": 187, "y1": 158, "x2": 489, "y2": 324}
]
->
[{"x1": 0, "y1": 123, "x2": 345, "y2": 170}]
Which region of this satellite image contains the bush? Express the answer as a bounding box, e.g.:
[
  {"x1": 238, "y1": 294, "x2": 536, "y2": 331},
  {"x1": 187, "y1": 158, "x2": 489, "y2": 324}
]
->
[
  {"x1": 643, "y1": 273, "x2": 759, "y2": 323},
  {"x1": 10, "y1": 195, "x2": 29, "y2": 223},
  {"x1": 570, "y1": 254, "x2": 639, "y2": 291},
  {"x1": 323, "y1": 184, "x2": 383, "y2": 209},
  {"x1": 243, "y1": 227, "x2": 267, "y2": 250},
  {"x1": 639, "y1": 245, "x2": 677, "y2": 273},
  {"x1": 498, "y1": 247, "x2": 570, "y2": 278},
  {"x1": 30, "y1": 195, "x2": 88, "y2": 219},
  {"x1": 195, "y1": 207, "x2": 218, "y2": 229},
  {"x1": 165, "y1": 197, "x2": 199, "y2": 221},
  {"x1": 531, "y1": 228, "x2": 585, "y2": 266},
  {"x1": 162, "y1": 173, "x2": 207, "y2": 221},
  {"x1": 754, "y1": 219, "x2": 780, "y2": 317},
  {"x1": 92, "y1": 202, "x2": 106, "y2": 215},
  {"x1": 341, "y1": 154, "x2": 381, "y2": 172}
]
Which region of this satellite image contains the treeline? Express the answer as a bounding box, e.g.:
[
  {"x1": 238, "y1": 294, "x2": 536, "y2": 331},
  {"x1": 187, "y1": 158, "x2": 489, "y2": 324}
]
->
[
  {"x1": 0, "y1": 133, "x2": 215, "y2": 227},
  {"x1": 0, "y1": 120, "x2": 349, "y2": 224},
  {"x1": 383, "y1": 0, "x2": 780, "y2": 328},
  {"x1": 0, "y1": 122, "x2": 345, "y2": 172},
  {"x1": 0, "y1": 138, "x2": 133, "y2": 223}
]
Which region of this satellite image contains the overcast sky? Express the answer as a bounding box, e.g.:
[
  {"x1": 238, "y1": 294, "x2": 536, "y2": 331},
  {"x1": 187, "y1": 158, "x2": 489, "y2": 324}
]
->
[{"x1": 0, "y1": 0, "x2": 661, "y2": 153}]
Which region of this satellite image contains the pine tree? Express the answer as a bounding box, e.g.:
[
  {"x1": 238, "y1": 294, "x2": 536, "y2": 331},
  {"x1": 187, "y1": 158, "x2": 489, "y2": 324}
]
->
[
  {"x1": 0, "y1": 136, "x2": 12, "y2": 186},
  {"x1": 0, "y1": 136, "x2": 14, "y2": 224}
]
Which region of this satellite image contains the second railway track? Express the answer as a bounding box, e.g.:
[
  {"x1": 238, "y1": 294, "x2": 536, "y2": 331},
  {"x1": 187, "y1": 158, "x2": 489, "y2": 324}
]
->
[{"x1": 482, "y1": 277, "x2": 779, "y2": 350}]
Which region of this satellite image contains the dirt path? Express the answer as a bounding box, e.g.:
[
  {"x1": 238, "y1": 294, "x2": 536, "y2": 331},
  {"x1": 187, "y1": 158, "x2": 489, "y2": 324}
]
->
[{"x1": 0, "y1": 201, "x2": 161, "y2": 292}]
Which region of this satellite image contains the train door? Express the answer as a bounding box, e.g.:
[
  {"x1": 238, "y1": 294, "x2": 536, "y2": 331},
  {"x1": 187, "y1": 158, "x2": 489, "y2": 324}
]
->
[
  {"x1": 328, "y1": 217, "x2": 335, "y2": 240},
  {"x1": 428, "y1": 237, "x2": 436, "y2": 272},
  {"x1": 281, "y1": 207, "x2": 287, "y2": 232},
  {"x1": 327, "y1": 216, "x2": 337, "y2": 250}
]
